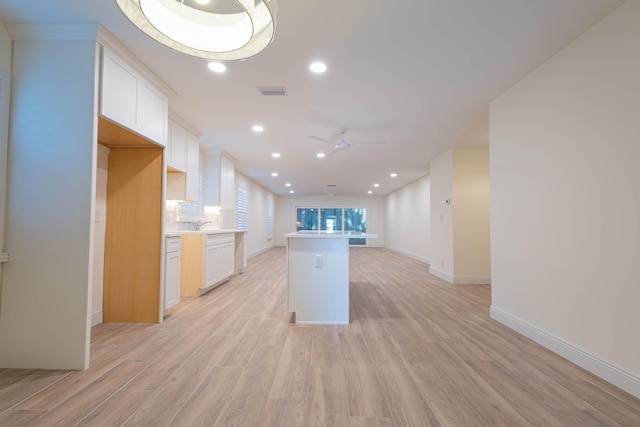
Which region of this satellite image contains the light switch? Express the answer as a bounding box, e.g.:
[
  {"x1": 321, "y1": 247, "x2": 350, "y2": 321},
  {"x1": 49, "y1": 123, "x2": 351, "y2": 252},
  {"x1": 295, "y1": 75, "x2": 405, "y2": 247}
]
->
[{"x1": 315, "y1": 254, "x2": 323, "y2": 268}]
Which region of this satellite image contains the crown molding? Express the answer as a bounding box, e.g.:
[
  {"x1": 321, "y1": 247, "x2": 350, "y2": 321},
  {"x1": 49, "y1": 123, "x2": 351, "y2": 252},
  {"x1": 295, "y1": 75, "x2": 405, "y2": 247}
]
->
[{"x1": 6, "y1": 23, "x2": 100, "y2": 41}]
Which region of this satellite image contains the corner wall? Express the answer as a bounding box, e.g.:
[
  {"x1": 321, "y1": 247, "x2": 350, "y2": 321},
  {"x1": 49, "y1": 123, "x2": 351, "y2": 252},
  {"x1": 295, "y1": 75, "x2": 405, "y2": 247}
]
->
[
  {"x1": 236, "y1": 172, "x2": 276, "y2": 257},
  {"x1": 0, "y1": 23, "x2": 12, "y2": 306},
  {"x1": 490, "y1": 0, "x2": 640, "y2": 396},
  {"x1": 384, "y1": 175, "x2": 430, "y2": 263}
]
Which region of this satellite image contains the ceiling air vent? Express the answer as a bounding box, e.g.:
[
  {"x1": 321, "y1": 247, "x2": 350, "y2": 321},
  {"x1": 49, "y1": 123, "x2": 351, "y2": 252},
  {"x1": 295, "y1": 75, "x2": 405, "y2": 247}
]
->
[
  {"x1": 257, "y1": 86, "x2": 287, "y2": 96},
  {"x1": 327, "y1": 184, "x2": 337, "y2": 188}
]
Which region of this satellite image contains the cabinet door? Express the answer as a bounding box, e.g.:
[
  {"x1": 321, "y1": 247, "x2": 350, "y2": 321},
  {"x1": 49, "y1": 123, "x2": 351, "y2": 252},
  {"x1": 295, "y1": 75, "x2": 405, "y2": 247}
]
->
[
  {"x1": 168, "y1": 120, "x2": 187, "y2": 172},
  {"x1": 101, "y1": 48, "x2": 137, "y2": 129},
  {"x1": 220, "y1": 155, "x2": 235, "y2": 209},
  {"x1": 185, "y1": 134, "x2": 200, "y2": 202},
  {"x1": 164, "y1": 250, "x2": 181, "y2": 309},
  {"x1": 137, "y1": 81, "x2": 168, "y2": 147},
  {"x1": 204, "y1": 244, "x2": 220, "y2": 288}
]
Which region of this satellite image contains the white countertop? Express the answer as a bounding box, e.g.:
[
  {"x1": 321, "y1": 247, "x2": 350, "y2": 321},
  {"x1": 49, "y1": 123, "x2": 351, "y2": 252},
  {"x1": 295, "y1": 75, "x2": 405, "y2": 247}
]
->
[
  {"x1": 285, "y1": 231, "x2": 378, "y2": 239},
  {"x1": 165, "y1": 229, "x2": 245, "y2": 237}
]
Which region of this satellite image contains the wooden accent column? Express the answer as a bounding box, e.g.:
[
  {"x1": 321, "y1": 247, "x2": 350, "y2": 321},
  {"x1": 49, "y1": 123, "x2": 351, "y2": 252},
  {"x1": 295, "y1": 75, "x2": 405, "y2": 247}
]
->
[{"x1": 103, "y1": 147, "x2": 163, "y2": 322}]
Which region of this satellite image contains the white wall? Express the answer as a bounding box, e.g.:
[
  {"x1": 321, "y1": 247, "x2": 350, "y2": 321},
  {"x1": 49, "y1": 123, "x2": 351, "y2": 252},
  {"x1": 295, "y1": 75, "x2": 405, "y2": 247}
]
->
[
  {"x1": 429, "y1": 148, "x2": 491, "y2": 284},
  {"x1": 429, "y1": 150, "x2": 454, "y2": 279},
  {"x1": 490, "y1": 1, "x2": 640, "y2": 397},
  {"x1": 275, "y1": 195, "x2": 385, "y2": 247},
  {"x1": 384, "y1": 175, "x2": 430, "y2": 263},
  {"x1": 0, "y1": 26, "x2": 99, "y2": 369},
  {"x1": 235, "y1": 173, "x2": 276, "y2": 257},
  {"x1": 0, "y1": 24, "x2": 12, "y2": 305},
  {"x1": 92, "y1": 146, "x2": 109, "y2": 326}
]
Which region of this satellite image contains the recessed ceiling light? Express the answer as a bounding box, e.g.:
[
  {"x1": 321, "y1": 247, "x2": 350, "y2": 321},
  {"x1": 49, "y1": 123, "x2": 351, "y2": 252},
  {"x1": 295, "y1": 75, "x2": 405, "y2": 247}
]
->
[
  {"x1": 316, "y1": 152, "x2": 326, "y2": 158},
  {"x1": 289, "y1": 190, "x2": 295, "y2": 194},
  {"x1": 207, "y1": 62, "x2": 226, "y2": 73},
  {"x1": 368, "y1": 190, "x2": 373, "y2": 194},
  {"x1": 252, "y1": 125, "x2": 264, "y2": 132},
  {"x1": 285, "y1": 183, "x2": 291, "y2": 187},
  {"x1": 390, "y1": 173, "x2": 398, "y2": 177},
  {"x1": 271, "y1": 172, "x2": 278, "y2": 177},
  {"x1": 374, "y1": 183, "x2": 380, "y2": 187},
  {"x1": 272, "y1": 153, "x2": 281, "y2": 158},
  {"x1": 309, "y1": 62, "x2": 327, "y2": 73}
]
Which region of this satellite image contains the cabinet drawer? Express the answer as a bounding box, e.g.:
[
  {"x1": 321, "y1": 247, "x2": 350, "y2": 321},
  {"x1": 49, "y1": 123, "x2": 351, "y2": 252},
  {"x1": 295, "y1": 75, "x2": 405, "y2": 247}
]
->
[
  {"x1": 165, "y1": 236, "x2": 181, "y2": 253},
  {"x1": 206, "y1": 233, "x2": 234, "y2": 246}
]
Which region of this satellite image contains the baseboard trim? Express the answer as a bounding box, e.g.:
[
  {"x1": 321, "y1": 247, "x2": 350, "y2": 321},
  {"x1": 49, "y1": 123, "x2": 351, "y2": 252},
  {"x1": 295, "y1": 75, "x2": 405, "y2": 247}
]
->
[
  {"x1": 490, "y1": 305, "x2": 640, "y2": 399},
  {"x1": 248, "y1": 244, "x2": 276, "y2": 259},
  {"x1": 429, "y1": 267, "x2": 453, "y2": 283},
  {"x1": 91, "y1": 311, "x2": 103, "y2": 327},
  {"x1": 386, "y1": 246, "x2": 430, "y2": 264}
]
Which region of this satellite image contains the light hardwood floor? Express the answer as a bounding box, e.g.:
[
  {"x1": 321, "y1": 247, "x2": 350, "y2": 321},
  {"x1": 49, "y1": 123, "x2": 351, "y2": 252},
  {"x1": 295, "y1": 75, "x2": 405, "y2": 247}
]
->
[{"x1": 0, "y1": 247, "x2": 639, "y2": 426}]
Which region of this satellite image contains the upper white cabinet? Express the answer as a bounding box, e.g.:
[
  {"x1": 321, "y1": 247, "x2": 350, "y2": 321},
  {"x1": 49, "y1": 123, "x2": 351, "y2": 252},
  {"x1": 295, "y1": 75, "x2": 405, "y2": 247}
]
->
[
  {"x1": 100, "y1": 46, "x2": 168, "y2": 147},
  {"x1": 167, "y1": 120, "x2": 187, "y2": 172},
  {"x1": 166, "y1": 132, "x2": 199, "y2": 201},
  {"x1": 203, "y1": 150, "x2": 235, "y2": 209}
]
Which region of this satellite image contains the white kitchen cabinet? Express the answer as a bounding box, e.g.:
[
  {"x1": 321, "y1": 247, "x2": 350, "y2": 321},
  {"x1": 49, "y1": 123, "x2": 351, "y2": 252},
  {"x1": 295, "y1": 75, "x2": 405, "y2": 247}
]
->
[
  {"x1": 202, "y1": 150, "x2": 235, "y2": 209},
  {"x1": 181, "y1": 232, "x2": 235, "y2": 297},
  {"x1": 100, "y1": 46, "x2": 168, "y2": 147},
  {"x1": 204, "y1": 233, "x2": 235, "y2": 288},
  {"x1": 164, "y1": 236, "x2": 181, "y2": 313},
  {"x1": 167, "y1": 120, "x2": 187, "y2": 172},
  {"x1": 166, "y1": 133, "x2": 199, "y2": 201}
]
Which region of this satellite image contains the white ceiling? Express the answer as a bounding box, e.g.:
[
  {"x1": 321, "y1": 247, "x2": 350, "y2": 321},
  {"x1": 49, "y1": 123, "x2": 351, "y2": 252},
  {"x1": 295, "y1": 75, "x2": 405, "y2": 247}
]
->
[{"x1": 0, "y1": 0, "x2": 624, "y2": 196}]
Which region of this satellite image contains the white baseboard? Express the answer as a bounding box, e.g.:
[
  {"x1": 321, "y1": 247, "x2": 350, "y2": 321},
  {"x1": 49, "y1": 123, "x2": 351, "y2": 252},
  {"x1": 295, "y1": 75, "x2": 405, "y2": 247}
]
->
[
  {"x1": 248, "y1": 244, "x2": 276, "y2": 259},
  {"x1": 91, "y1": 311, "x2": 103, "y2": 327},
  {"x1": 490, "y1": 305, "x2": 640, "y2": 399},
  {"x1": 386, "y1": 246, "x2": 430, "y2": 264},
  {"x1": 428, "y1": 267, "x2": 489, "y2": 284},
  {"x1": 429, "y1": 267, "x2": 453, "y2": 283}
]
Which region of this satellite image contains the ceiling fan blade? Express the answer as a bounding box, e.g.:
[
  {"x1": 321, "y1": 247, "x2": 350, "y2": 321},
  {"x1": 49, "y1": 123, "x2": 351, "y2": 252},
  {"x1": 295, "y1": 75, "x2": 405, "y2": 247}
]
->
[
  {"x1": 348, "y1": 140, "x2": 387, "y2": 146},
  {"x1": 326, "y1": 147, "x2": 341, "y2": 156},
  {"x1": 308, "y1": 135, "x2": 334, "y2": 145}
]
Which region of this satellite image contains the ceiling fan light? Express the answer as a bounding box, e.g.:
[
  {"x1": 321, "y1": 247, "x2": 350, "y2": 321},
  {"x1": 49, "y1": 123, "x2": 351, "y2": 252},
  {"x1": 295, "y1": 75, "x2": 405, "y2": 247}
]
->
[{"x1": 115, "y1": 0, "x2": 277, "y2": 61}]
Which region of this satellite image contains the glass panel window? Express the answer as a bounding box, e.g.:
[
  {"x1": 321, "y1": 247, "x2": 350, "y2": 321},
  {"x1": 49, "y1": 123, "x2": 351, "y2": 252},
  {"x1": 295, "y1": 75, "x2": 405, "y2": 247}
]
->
[
  {"x1": 320, "y1": 208, "x2": 342, "y2": 232},
  {"x1": 296, "y1": 208, "x2": 318, "y2": 231},
  {"x1": 344, "y1": 208, "x2": 366, "y2": 245}
]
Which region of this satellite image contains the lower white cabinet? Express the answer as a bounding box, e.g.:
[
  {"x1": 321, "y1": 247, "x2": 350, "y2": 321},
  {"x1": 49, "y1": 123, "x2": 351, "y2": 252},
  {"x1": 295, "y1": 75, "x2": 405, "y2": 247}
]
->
[
  {"x1": 181, "y1": 232, "x2": 235, "y2": 297},
  {"x1": 164, "y1": 236, "x2": 181, "y2": 312},
  {"x1": 204, "y1": 233, "x2": 234, "y2": 289}
]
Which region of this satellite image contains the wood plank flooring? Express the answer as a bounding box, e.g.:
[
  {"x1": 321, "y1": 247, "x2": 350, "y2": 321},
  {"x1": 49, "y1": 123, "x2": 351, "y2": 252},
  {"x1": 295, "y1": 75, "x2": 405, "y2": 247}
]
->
[{"x1": 0, "y1": 247, "x2": 638, "y2": 426}]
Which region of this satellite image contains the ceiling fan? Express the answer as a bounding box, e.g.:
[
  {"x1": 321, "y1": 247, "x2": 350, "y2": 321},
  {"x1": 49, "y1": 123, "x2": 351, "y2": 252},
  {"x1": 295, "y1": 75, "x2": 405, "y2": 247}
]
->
[{"x1": 308, "y1": 129, "x2": 387, "y2": 156}]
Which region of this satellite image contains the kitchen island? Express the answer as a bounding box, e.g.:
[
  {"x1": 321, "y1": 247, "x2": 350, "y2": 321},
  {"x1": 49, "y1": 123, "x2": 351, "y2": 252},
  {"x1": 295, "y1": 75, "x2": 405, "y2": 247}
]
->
[{"x1": 285, "y1": 231, "x2": 377, "y2": 324}]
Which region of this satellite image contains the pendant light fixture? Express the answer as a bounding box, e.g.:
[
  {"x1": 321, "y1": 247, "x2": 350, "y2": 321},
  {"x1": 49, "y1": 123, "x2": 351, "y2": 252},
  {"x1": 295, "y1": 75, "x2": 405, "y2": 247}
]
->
[{"x1": 115, "y1": 0, "x2": 277, "y2": 61}]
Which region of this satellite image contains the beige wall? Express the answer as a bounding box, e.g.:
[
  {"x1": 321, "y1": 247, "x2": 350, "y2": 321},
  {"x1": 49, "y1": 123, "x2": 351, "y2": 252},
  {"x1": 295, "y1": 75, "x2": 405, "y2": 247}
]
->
[
  {"x1": 452, "y1": 148, "x2": 491, "y2": 280},
  {"x1": 490, "y1": 1, "x2": 639, "y2": 396},
  {"x1": 385, "y1": 175, "x2": 430, "y2": 263}
]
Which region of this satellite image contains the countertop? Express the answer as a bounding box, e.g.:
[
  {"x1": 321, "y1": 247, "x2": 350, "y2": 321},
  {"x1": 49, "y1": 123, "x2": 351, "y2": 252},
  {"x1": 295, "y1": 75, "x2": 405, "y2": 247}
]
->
[
  {"x1": 284, "y1": 231, "x2": 378, "y2": 239},
  {"x1": 165, "y1": 229, "x2": 246, "y2": 237}
]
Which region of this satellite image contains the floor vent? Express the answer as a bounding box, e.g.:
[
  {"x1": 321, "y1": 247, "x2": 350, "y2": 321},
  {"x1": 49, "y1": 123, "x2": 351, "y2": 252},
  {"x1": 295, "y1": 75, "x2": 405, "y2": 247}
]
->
[{"x1": 257, "y1": 86, "x2": 287, "y2": 96}]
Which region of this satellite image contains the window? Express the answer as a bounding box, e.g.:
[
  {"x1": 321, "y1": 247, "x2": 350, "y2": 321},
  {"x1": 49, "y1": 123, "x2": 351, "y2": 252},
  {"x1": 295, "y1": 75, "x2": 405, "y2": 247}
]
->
[
  {"x1": 237, "y1": 186, "x2": 248, "y2": 231},
  {"x1": 267, "y1": 195, "x2": 274, "y2": 240},
  {"x1": 296, "y1": 207, "x2": 367, "y2": 245}
]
